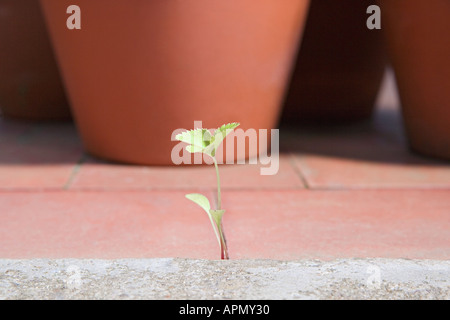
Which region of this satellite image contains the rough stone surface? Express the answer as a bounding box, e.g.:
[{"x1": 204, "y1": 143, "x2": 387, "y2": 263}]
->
[{"x1": 0, "y1": 258, "x2": 449, "y2": 300}]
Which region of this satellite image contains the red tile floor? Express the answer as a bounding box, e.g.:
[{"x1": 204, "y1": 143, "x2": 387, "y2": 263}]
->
[{"x1": 0, "y1": 71, "x2": 449, "y2": 260}]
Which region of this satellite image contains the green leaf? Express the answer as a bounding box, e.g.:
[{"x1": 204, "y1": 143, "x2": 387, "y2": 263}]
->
[
  {"x1": 176, "y1": 123, "x2": 240, "y2": 158},
  {"x1": 175, "y1": 128, "x2": 213, "y2": 150},
  {"x1": 209, "y1": 209, "x2": 225, "y2": 228},
  {"x1": 205, "y1": 122, "x2": 240, "y2": 157},
  {"x1": 185, "y1": 193, "x2": 211, "y2": 213},
  {"x1": 185, "y1": 193, "x2": 221, "y2": 246},
  {"x1": 210, "y1": 209, "x2": 227, "y2": 259},
  {"x1": 217, "y1": 122, "x2": 241, "y2": 133},
  {"x1": 186, "y1": 145, "x2": 204, "y2": 154}
]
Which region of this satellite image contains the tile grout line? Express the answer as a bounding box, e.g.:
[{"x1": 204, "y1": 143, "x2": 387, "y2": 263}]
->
[
  {"x1": 288, "y1": 153, "x2": 311, "y2": 189},
  {"x1": 63, "y1": 154, "x2": 87, "y2": 190}
]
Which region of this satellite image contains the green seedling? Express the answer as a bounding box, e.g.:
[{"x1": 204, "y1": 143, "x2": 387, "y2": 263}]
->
[{"x1": 176, "y1": 122, "x2": 240, "y2": 260}]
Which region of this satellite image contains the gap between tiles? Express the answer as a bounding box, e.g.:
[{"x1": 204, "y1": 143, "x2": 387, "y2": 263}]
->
[
  {"x1": 63, "y1": 153, "x2": 88, "y2": 190},
  {"x1": 288, "y1": 153, "x2": 310, "y2": 189}
]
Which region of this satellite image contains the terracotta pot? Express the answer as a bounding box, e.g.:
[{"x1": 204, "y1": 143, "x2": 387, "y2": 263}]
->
[
  {"x1": 378, "y1": 0, "x2": 450, "y2": 160},
  {"x1": 0, "y1": 0, "x2": 70, "y2": 120},
  {"x1": 281, "y1": 0, "x2": 386, "y2": 125},
  {"x1": 40, "y1": 0, "x2": 310, "y2": 165}
]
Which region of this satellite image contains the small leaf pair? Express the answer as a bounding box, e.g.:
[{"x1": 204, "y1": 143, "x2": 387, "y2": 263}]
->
[{"x1": 175, "y1": 122, "x2": 240, "y2": 158}]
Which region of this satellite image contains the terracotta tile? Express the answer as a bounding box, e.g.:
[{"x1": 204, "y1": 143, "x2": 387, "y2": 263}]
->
[
  {"x1": 224, "y1": 190, "x2": 450, "y2": 260},
  {"x1": 0, "y1": 190, "x2": 448, "y2": 260},
  {"x1": 0, "y1": 191, "x2": 218, "y2": 259},
  {"x1": 0, "y1": 165, "x2": 77, "y2": 190},
  {"x1": 69, "y1": 154, "x2": 305, "y2": 190},
  {"x1": 290, "y1": 138, "x2": 450, "y2": 189},
  {"x1": 283, "y1": 103, "x2": 450, "y2": 189},
  {"x1": 294, "y1": 156, "x2": 450, "y2": 189}
]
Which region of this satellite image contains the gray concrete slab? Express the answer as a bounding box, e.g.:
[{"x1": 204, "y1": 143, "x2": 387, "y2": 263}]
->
[{"x1": 0, "y1": 258, "x2": 449, "y2": 300}]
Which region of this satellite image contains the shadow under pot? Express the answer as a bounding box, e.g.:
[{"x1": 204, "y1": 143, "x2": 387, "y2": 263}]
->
[
  {"x1": 0, "y1": 0, "x2": 70, "y2": 121},
  {"x1": 40, "y1": 0, "x2": 311, "y2": 165},
  {"x1": 378, "y1": 0, "x2": 450, "y2": 160},
  {"x1": 281, "y1": 0, "x2": 387, "y2": 126}
]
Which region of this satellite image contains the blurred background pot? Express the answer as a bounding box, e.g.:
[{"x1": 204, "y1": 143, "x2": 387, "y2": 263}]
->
[
  {"x1": 0, "y1": 0, "x2": 70, "y2": 120},
  {"x1": 40, "y1": 0, "x2": 310, "y2": 165},
  {"x1": 379, "y1": 0, "x2": 450, "y2": 160},
  {"x1": 281, "y1": 0, "x2": 386, "y2": 125}
]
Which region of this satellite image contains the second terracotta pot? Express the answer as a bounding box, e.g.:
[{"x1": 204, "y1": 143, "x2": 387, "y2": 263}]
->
[
  {"x1": 379, "y1": 0, "x2": 450, "y2": 160},
  {"x1": 281, "y1": 0, "x2": 386, "y2": 125},
  {"x1": 0, "y1": 0, "x2": 70, "y2": 120},
  {"x1": 40, "y1": 0, "x2": 310, "y2": 165}
]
